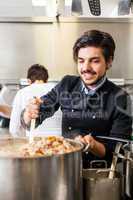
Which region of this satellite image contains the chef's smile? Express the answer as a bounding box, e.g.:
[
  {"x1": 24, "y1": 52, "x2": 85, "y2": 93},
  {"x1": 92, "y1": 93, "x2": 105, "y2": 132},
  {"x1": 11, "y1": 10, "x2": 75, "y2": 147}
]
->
[
  {"x1": 81, "y1": 69, "x2": 96, "y2": 80},
  {"x1": 77, "y1": 46, "x2": 110, "y2": 87}
]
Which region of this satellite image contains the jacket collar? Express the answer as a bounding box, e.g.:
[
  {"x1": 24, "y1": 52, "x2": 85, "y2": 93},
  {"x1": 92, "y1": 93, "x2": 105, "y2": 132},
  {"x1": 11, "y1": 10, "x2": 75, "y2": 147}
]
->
[{"x1": 81, "y1": 75, "x2": 107, "y2": 95}]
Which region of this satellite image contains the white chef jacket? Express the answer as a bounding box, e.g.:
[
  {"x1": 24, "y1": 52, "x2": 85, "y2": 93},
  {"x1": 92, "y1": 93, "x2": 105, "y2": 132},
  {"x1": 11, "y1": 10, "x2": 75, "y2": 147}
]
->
[
  {"x1": 9, "y1": 82, "x2": 62, "y2": 137},
  {"x1": 0, "y1": 85, "x2": 14, "y2": 118}
]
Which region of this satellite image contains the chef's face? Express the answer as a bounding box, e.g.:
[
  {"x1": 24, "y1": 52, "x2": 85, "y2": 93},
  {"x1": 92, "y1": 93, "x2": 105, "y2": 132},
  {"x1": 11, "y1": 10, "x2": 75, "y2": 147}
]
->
[{"x1": 77, "y1": 46, "x2": 112, "y2": 87}]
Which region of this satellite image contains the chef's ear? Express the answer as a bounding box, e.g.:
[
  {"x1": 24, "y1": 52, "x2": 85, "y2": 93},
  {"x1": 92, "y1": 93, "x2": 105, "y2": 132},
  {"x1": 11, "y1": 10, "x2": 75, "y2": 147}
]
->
[
  {"x1": 106, "y1": 64, "x2": 112, "y2": 70},
  {"x1": 106, "y1": 57, "x2": 113, "y2": 70}
]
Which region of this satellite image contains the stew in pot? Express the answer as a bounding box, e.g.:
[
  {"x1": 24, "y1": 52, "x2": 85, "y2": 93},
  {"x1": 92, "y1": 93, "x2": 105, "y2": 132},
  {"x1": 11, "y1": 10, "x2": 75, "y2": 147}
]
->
[{"x1": 0, "y1": 136, "x2": 81, "y2": 157}]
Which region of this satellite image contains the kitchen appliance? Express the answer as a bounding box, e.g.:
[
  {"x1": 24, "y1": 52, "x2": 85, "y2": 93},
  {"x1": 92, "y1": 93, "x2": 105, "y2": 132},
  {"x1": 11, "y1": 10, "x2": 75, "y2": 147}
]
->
[
  {"x1": 118, "y1": 0, "x2": 131, "y2": 15},
  {"x1": 0, "y1": 137, "x2": 84, "y2": 200},
  {"x1": 71, "y1": 0, "x2": 83, "y2": 16},
  {"x1": 131, "y1": 0, "x2": 133, "y2": 13},
  {"x1": 88, "y1": 0, "x2": 101, "y2": 16}
]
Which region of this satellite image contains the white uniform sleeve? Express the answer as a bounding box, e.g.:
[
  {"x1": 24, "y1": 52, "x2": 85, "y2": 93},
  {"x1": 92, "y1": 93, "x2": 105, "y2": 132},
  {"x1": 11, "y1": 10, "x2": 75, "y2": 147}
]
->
[
  {"x1": 9, "y1": 91, "x2": 25, "y2": 137},
  {"x1": 0, "y1": 86, "x2": 11, "y2": 118}
]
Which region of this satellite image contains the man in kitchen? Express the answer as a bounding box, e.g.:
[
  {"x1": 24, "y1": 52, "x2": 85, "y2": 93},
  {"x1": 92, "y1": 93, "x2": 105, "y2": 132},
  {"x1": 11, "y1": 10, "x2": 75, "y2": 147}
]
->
[
  {"x1": 10, "y1": 64, "x2": 62, "y2": 137},
  {"x1": 21, "y1": 29, "x2": 132, "y2": 168}
]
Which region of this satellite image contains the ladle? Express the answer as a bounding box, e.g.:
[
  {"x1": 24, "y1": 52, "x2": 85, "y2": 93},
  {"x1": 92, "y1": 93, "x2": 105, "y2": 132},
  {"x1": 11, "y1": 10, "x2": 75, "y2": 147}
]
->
[{"x1": 108, "y1": 142, "x2": 122, "y2": 179}]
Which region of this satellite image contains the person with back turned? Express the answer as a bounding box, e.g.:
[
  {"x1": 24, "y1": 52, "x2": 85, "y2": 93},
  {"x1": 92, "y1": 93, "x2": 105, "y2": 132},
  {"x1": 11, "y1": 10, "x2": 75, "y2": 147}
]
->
[
  {"x1": 21, "y1": 30, "x2": 132, "y2": 168},
  {"x1": 10, "y1": 64, "x2": 61, "y2": 137}
]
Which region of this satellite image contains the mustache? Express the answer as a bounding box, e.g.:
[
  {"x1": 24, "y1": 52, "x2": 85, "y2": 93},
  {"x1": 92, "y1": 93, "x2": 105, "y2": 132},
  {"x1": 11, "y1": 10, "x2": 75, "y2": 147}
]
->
[{"x1": 81, "y1": 69, "x2": 96, "y2": 75}]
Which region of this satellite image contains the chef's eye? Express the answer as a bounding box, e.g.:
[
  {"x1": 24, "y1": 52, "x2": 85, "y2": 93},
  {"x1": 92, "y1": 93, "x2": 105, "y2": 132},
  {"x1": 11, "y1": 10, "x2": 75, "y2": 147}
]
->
[
  {"x1": 78, "y1": 59, "x2": 84, "y2": 64},
  {"x1": 92, "y1": 59, "x2": 100, "y2": 63}
]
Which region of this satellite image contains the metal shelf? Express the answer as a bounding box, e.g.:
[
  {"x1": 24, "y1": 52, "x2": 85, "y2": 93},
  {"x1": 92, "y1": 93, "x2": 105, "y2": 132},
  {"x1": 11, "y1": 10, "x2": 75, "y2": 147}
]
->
[
  {"x1": 0, "y1": 16, "x2": 133, "y2": 23},
  {"x1": 55, "y1": 16, "x2": 133, "y2": 23},
  {"x1": 0, "y1": 17, "x2": 54, "y2": 23}
]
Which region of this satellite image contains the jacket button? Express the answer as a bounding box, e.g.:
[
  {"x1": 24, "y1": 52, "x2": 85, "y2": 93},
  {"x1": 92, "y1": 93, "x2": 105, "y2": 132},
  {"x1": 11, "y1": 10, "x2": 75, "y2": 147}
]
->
[
  {"x1": 72, "y1": 109, "x2": 74, "y2": 112},
  {"x1": 68, "y1": 126, "x2": 72, "y2": 130},
  {"x1": 92, "y1": 115, "x2": 96, "y2": 119}
]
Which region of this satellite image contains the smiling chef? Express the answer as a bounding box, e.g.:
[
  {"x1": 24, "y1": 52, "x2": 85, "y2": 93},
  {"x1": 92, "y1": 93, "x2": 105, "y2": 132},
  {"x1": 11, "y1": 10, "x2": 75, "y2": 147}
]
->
[{"x1": 21, "y1": 29, "x2": 132, "y2": 168}]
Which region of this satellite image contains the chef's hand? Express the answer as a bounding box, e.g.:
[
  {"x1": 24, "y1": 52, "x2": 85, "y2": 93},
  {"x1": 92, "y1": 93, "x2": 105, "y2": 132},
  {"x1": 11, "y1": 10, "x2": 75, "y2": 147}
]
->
[
  {"x1": 23, "y1": 97, "x2": 43, "y2": 125},
  {"x1": 81, "y1": 134, "x2": 96, "y2": 149},
  {"x1": 75, "y1": 134, "x2": 106, "y2": 158},
  {"x1": 75, "y1": 134, "x2": 95, "y2": 149}
]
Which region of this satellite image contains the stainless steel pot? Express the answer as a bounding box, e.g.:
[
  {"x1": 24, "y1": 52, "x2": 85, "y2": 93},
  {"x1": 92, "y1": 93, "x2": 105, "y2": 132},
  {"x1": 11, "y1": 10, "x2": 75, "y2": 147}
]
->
[
  {"x1": 0, "y1": 137, "x2": 83, "y2": 200},
  {"x1": 82, "y1": 168, "x2": 122, "y2": 200}
]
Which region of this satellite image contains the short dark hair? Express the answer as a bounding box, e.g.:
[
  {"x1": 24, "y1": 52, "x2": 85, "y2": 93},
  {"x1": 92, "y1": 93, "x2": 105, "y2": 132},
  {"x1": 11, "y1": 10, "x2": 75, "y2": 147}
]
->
[
  {"x1": 73, "y1": 30, "x2": 116, "y2": 63},
  {"x1": 27, "y1": 64, "x2": 49, "y2": 83}
]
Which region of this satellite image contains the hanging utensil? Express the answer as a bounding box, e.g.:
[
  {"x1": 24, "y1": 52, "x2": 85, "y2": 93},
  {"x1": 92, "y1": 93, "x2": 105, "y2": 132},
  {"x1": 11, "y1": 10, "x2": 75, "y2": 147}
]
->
[
  {"x1": 55, "y1": 0, "x2": 65, "y2": 17},
  {"x1": 88, "y1": 0, "x2": 101, "y2": 16},
  {"x1": 71, "y1": 0, "x2": 83, "y2": 16},
  {"x1": 118, "y1": 0, "x2": 131, "y2": 15},
  {"x1": 108, "y1": 142, "x2": 122, "y2": 179}
]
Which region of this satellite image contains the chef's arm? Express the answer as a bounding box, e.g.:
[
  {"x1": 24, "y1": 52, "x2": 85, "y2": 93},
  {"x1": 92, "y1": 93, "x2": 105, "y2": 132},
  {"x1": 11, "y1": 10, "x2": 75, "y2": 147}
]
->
[{"x1": 89, "y1": 138, "x2": 106, "y2": 157}]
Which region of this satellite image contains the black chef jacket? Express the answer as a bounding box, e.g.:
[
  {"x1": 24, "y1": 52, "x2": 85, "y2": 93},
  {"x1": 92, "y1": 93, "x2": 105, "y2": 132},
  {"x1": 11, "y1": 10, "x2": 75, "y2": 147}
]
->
[{"x1": 37, "y1": 75, "x2": 132, "y2": 167}]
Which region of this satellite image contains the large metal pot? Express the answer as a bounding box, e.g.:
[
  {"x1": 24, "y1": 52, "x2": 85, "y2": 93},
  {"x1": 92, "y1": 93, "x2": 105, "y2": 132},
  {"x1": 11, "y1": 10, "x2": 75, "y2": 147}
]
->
[{"x1": 0, "y1": 137, "x2": 83, "y2": 200}]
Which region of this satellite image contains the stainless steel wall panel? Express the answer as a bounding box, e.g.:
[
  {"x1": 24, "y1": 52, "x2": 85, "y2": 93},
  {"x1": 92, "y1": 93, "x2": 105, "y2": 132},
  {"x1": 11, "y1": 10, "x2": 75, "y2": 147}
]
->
[
  {"x1": 0, "y1": 0, "x2": 32, "y2": 17},
  {"x1": 0, "y1": 22, "x2": 54, "y2": 80}
]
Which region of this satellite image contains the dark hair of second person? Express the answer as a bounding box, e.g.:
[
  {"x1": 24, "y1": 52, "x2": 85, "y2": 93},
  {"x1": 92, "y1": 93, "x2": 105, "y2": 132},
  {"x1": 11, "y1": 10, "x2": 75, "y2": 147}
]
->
[
  {"x1": 27, "y1": 64, "x2": 49, "y2": 83},
  {"x1": 73, "y1": 29, "x2": 116, "y2": 63}
]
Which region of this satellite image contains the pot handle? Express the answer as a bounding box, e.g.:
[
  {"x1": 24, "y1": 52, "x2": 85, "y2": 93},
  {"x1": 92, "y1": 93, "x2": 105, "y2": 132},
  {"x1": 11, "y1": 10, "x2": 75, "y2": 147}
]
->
[
  {"x1": 74, "y1": 136, "x2": 90, "y2": 152},
  {"x1": 90, "y1": 160, "x2": 107, "y2": 168},
  {"x1": 82, "y1": 143, "x2": 90, "y2": 152}
]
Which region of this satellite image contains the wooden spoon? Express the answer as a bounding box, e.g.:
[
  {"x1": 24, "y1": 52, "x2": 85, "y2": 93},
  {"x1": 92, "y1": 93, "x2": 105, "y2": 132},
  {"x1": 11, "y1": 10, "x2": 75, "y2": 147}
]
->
[{"x1": 29, "y1": 119, "x2": 36, "y2": 143}]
